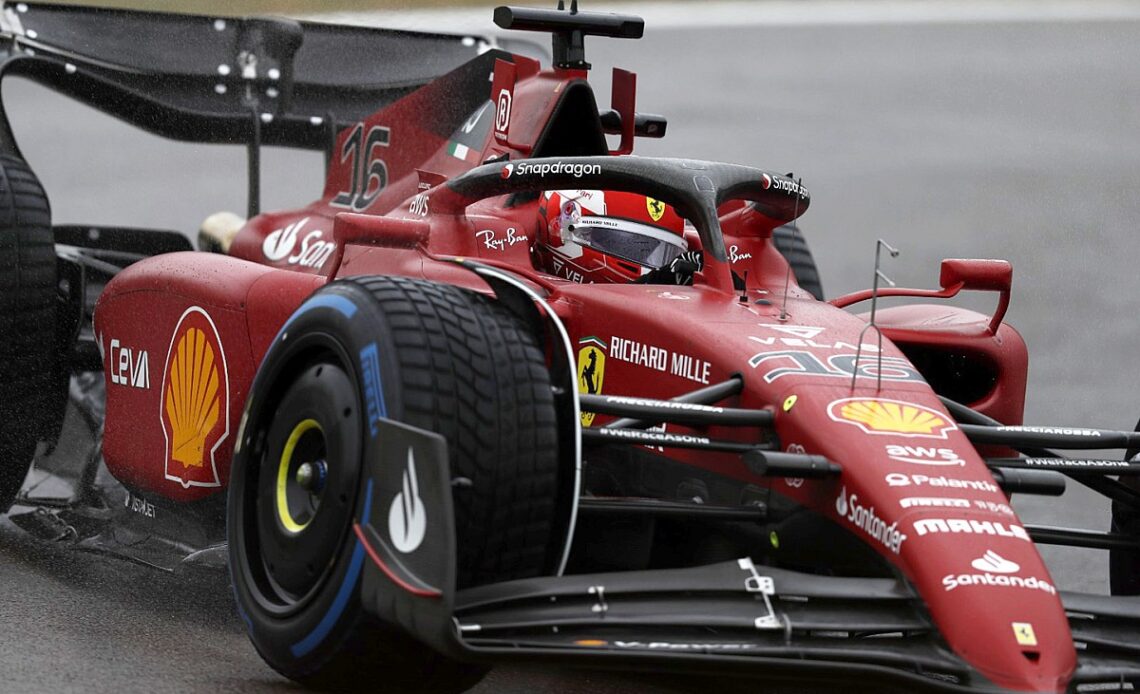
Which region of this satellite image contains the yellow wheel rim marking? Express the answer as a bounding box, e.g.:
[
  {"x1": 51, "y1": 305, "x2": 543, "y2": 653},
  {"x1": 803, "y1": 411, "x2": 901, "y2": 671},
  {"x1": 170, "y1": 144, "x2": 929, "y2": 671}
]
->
[{"x1": 277, "y1": 418, "x2": 322, "y2": 534}]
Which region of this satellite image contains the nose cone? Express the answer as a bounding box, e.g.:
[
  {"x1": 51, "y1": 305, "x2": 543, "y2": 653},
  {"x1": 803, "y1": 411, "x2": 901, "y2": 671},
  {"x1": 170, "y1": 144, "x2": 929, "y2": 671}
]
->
[{"x1": 901, "y1": 519, "x2": 1076, "y2": 692}]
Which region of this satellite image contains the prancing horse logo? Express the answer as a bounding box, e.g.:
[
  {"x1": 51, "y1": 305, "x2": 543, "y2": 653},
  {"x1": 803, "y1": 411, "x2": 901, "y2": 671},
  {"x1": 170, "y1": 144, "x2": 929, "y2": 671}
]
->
[
  {"x1": 646, "y1": 197, "x2": 666, "y2": 222},
  {"x1": 577, "y1": 336, "x2": 608, "y2": 426}
]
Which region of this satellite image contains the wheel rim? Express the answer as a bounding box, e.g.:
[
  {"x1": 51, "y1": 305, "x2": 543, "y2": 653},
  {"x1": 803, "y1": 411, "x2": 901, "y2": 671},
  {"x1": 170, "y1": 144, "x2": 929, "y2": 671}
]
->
[
  {"x1": 275, "y1": 418, "x2": 327, "y2": 534},
  {"x1": 244, "y1": 355, "x2": 362, "y2": 615}
]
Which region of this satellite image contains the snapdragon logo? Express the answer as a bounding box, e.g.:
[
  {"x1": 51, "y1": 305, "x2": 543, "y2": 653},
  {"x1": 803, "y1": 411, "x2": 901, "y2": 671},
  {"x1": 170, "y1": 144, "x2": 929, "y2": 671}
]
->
[
  {"x1": 835, "y1": 486, "x2": 906, "y2": 554},
  {"x1": 760, "y1": 173, "x2": 808, "y2": 198},
  {"x1": 501, "y1": 161, "x2": 602, "y2": 180}
]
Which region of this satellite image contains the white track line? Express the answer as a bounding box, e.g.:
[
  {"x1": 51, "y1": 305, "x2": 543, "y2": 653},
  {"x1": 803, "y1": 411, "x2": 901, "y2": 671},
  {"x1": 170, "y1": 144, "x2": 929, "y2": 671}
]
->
[{"x1": 307, "y1": 0, "x2": 1140, "y2": 34}]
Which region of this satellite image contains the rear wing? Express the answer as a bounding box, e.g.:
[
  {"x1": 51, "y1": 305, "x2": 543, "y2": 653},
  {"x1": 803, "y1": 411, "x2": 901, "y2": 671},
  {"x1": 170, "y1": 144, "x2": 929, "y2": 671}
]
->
[{"x1": 0, "y1": 2, "x2": 493, "y2": 153}]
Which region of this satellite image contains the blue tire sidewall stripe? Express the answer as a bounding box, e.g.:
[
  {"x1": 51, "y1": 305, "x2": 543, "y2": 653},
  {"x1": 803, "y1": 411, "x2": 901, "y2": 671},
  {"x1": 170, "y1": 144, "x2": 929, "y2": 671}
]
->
[
  {"x1": 275, "y1": 293, "x2": 359, "y2": 344},
  {"x1": 290, "y1": 478, "x2": 374, "y2": 658}
]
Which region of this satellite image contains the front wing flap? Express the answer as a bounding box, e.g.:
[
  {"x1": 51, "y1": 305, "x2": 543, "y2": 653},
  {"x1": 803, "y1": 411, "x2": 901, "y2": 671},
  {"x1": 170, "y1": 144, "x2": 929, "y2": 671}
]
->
[
  {"x1": 447, "y1": 561, "x2": 1140, "y2": 693},
  {"x1": 453, "y1": 559, "x2": 980, "y2": 692}
]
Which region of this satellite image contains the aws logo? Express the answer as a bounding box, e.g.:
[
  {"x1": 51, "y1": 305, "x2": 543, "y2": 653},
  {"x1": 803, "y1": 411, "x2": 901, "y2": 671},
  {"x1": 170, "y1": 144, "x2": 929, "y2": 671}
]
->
[{"x1": 160, "y1": 307, "x2": 229, "y2": 488}]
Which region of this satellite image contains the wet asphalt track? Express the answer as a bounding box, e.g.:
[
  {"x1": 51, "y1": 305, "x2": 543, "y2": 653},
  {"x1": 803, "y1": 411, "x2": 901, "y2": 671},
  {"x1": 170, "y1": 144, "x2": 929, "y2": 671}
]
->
[{"x1": 2, "y1": 6, "x2": 1140, "y2": 692}]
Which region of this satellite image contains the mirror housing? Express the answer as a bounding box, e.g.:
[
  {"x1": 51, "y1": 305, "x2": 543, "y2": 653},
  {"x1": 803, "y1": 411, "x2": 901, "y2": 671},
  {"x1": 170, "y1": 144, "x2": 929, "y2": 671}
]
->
[
  {"x1": 831, "y1": 258, "x2": 1013, "y2": 335},
  {"x1": 940, "y1": 258, "x2": 1012, "y2": 292},
  {"x1": 325, "y1": 213, "x2": 431, "y2": 278},
  {"x1": 939, "y1": 258, "x2": 1012, "y2": 334}
]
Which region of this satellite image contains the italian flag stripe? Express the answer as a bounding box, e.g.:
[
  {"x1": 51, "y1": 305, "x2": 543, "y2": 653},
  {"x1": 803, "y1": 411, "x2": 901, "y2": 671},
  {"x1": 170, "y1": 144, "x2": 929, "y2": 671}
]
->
[{"x1": 448, "y1": 141, "x2": 470, "y2": 160}]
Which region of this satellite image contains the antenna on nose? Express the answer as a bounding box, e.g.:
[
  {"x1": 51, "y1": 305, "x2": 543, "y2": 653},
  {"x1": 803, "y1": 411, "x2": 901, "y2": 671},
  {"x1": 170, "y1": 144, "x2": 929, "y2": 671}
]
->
[{"x1": 850, "y1": 239, "x2": 900, "y2": 391}]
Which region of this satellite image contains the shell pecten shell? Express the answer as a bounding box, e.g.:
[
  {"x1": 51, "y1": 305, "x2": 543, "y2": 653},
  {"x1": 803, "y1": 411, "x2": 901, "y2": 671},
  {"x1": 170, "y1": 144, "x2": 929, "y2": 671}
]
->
[
  {"x1": 839, "y1": 400, "x2": 945, "y2": 435},
  {"x1": 165, "y1": 326, "x2": 220, "y2": 468}
]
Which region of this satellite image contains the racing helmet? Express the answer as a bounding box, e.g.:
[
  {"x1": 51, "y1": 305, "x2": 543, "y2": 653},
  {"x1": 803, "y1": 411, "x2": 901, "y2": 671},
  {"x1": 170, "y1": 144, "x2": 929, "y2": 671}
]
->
[{"x1": 535, "y1": 189, "x2": 688, "y2": 283}]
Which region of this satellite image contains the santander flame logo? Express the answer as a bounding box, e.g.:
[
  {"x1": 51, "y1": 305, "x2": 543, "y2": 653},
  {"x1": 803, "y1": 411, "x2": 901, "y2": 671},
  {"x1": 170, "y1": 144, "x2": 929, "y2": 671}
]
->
[
  {"x1": 262, "y1": 217, "x2": 308, "y2": 262},
  {"x1": 388, "y1": 448, "x2": 427, "y2": 554},
  {"x1": 971, "y1": 550, "x2": 1020, "y2": 574}
]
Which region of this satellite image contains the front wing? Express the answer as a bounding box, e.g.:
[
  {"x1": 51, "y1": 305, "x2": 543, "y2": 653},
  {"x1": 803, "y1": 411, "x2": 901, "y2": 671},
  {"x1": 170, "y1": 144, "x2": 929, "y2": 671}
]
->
[{"x1": 357, "y1": 416, "x2": 1140, "y2": 694}]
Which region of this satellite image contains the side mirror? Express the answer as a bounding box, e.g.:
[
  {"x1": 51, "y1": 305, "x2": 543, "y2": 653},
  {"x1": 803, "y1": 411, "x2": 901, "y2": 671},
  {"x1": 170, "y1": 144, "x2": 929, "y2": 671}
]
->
[
  {"x1": 324, "y1": 213, "x2": 430, "y2": 278},
  {"x1": 939, "y1": 258, "x2": 1012, "y2": 292},
  {"x1": 939, "y1": 258, "x2": 1012, "y2": 334},
  {"x1": 831, "y1": 258, "x2": 1013, "y2": 335}
]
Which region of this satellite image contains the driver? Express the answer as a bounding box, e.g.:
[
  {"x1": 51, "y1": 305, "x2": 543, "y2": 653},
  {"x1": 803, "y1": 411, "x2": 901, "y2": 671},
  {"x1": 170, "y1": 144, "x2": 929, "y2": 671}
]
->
[{"x1": 535, "y1": 189, "x2": 702, "y2": 285}]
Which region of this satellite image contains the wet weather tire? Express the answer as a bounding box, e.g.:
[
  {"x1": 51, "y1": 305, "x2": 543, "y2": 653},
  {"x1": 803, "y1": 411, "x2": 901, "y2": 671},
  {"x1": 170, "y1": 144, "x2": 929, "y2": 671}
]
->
[
  {"x1": 0, "y1": 155, "x2": 60, "y2": 513},
  {"x1": 773, "y1": 223, "x2": 823, "y2": 300},
  {"x1": 228, "y1": 276, "x2": 560, "y2": 692}
]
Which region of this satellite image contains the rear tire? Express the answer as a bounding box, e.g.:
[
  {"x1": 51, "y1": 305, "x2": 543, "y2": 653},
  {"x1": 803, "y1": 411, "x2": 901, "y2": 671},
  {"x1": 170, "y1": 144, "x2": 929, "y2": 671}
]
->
[
  {"x1": 0, "y1": 155, "x2": 61, "y2": 512},
  {"x1": 228, "y1": 276, "x2": 560, "y2": 692},
  {"x1": 773, "y1": 222, "x2": 824, "y2": 300}
]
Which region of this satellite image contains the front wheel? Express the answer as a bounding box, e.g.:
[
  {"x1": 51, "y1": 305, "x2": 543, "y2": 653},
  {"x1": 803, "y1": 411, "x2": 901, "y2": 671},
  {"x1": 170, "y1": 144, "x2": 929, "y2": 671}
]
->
[
  {"x1": 772, "y1": 222, "x2": 824, "y2": 300},
  {"x1": 228, "y1": 276, "x2": 561, "y2": 692}
]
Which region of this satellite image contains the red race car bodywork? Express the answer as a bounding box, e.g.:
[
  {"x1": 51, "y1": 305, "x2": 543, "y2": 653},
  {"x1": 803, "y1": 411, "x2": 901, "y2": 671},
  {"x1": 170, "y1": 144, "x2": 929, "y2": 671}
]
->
[
  {"x1": 4, "y1": 3, "x2": 1138, "y2": 693},
  {"x1": 92, "y1": 46, "x2": 1066, "y2": 693}
]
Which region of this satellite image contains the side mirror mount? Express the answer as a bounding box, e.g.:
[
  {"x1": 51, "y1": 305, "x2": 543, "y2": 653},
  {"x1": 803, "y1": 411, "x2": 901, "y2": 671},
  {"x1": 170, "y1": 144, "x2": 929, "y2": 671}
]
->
[
  {"x1": 939, "y1": 258, "x2": 1012, "y2": 334},
  {"x1": 325, "y1": 213, "x2": 431, "y2": 278},
  {"x1": 831, "y1": 258, "x2": 1013, "y2": 335}
]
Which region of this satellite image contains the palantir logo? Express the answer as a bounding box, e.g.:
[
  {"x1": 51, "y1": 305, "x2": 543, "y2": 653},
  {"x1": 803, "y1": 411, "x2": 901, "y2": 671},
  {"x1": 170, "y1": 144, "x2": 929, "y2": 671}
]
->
[
  {"x1": 262, "y1": 217, "x2": 309, "y2": 262},
  {"x1": 389, "y1": 448, "x2": 427, "y2": 554},
  {"x1": 971, "y1": 550, "x2": 1020, "y2": 574}
]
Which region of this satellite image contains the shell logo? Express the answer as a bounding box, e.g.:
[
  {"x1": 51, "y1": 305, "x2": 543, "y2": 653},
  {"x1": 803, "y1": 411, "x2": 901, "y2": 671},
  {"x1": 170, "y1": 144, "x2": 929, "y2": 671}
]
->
[
  {"x1": 161, "y1": 307, "x2": 229, "y2": 488},
  {"x1": 828, "y1": 397, "x2": 957, "y2": 439}
]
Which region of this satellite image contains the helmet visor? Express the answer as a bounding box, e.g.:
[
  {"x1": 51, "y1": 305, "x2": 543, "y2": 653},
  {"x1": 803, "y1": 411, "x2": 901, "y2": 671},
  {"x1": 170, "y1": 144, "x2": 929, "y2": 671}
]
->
[{"x1": 568, "y1": 217, "x2": 688, "y2": 269}]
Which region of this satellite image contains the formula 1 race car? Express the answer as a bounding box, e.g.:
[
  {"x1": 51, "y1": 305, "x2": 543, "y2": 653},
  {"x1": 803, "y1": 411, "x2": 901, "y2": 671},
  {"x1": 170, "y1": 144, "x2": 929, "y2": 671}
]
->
[{"x1": 3, "y1": 2, "x2": 1140, "y2": 693}]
